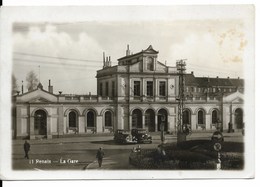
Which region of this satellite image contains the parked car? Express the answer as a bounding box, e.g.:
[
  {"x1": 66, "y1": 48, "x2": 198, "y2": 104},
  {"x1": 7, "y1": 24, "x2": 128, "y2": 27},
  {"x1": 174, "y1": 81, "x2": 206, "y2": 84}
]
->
[
  {"x1": 211, "y1": 131, "x2": 224, "y2": 142},
  {"x1": 131, "y1": 128, "x2": 152, "y2": 143},
  {"x1": 114, "y1": 129, "x2": 137, "y2": 144}
]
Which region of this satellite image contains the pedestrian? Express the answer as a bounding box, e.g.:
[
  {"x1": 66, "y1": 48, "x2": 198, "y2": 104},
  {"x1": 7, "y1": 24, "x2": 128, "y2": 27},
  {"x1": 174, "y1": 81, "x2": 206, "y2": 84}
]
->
[
  {"x1": 24, "y1": 140, "x2": 30, "y2": 159},
  {"x1": 96, "y1": 147, "x2": 105, "y2": 167}
]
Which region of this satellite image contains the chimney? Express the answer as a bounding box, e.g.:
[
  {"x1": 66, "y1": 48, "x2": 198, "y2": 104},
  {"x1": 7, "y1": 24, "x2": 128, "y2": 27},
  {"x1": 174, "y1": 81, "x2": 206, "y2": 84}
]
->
[
  {"x1": 191, "y1": 71, "x2": 194, "y2": 75},
  {"x1": 126, "y1": 44, "x2": 130, "y2": 56},
  {"x1": 103, "y1": 52, "x2": 105, "y2": 68},
  {"x1": 217, "y1": 76, "x2": 219, "y2": 78},
  {"x1": 59, "y1": 91, "x2": 62, "y2": 95},
  {"x1": 227, "y1": 76, "x2": 230, "y2": 79},
  {"x1": 48, "y1": 79, "x2": 53, "y2": 93},
  {"x1": 109, "y1": 56, "x2": 111, "y2": 66}
]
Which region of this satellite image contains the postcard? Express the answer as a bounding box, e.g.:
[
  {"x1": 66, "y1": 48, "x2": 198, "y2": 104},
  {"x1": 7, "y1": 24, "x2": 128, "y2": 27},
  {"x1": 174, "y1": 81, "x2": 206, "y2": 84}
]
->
[{"x1": 0, "y1": 5, "x2": 255, "y2": 180}]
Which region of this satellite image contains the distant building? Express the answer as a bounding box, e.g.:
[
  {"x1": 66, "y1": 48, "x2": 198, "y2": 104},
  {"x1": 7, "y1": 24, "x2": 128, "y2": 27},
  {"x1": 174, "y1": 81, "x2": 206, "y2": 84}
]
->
[{"x1": 12, "y1": 45, "x2": 244, "y2": 139}]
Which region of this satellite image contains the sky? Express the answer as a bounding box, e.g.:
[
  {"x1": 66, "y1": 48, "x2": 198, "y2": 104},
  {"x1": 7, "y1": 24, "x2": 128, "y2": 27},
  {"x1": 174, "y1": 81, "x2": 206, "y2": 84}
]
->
[{"x1": 11, "y1": 6, "x2": 254, "y2": 95}]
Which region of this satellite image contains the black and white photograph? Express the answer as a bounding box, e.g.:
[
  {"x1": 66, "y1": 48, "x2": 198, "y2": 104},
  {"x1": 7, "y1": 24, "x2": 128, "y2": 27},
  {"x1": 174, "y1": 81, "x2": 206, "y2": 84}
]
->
[{"x1": 0, "y1": 4, "x2": 255, "y2": 180}]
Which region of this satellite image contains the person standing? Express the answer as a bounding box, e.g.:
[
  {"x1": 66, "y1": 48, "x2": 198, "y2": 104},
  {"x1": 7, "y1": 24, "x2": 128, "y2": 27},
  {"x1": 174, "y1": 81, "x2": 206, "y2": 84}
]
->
[
  {"x1": 96, "y1": 147, "x2": 105, "y2": 167},
  {"x1": 24, "y1": 140, "x2": 30, "y2": 159}
]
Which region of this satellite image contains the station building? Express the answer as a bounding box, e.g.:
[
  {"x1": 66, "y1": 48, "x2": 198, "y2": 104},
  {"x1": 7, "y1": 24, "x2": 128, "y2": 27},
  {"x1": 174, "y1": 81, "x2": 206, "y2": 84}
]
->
[{"x1": 12, "y1": 45, "x2": 244, "y2": 139}]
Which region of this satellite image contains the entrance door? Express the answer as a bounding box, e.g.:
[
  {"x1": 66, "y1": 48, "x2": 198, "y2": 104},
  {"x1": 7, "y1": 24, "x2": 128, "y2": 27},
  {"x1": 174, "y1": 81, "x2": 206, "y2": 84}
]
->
[
  {"x1": 183, "y1": 110, "x2": 191, "y2": 125},
  {"x1": 34, "y1": 110, "x2": 47, "y2": 135},
  {"x1": 132, "y1": 109, "x2": 142, "y2": 129},
  {"x1": 235, "y1": 108, "x2": 243, "y2": 129},
  {"x1": 145, "y1": 109, "x2": 155, "y2": 132},
  {"x1": 158, "y1": 109, "x2": 168, "y2": 131}
]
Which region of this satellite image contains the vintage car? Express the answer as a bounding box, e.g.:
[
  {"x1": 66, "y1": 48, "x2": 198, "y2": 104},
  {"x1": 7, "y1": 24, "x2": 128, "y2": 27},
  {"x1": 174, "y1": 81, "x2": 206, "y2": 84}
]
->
[
  {"x1": 131, "y1": 128, "x2": 152, "y2": 143},
  {"x1": 114, "y1": 129, "x2": 137, "y2": 144},
  {"x1": 211, "y1": 131, "x2": 224, "y2": 142}
]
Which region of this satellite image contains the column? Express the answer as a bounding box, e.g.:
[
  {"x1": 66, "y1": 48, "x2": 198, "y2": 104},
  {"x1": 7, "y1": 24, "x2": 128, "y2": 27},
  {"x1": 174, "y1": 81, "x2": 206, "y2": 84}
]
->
[
  {"x1": 78, "y1": 115, "x2": 85, "y2": 133},
  {"x1": 142, "y1": 115, "x2": 145, "y2": 129},
  {"x1": 168, "y1": 115, "x2": 175, "y2": 132},
  {"x1": 29, "y1": 116, "x2": 35, "y2": 140},
  {"x1": 191, "y1": 114, "x2": 197, "y2": 130},
  {"x1": 205, "y1": 114, "x2": 211, "y2": 130},
  {"x1": 129, "y1": 114, "x2": 132, "y2": 130},
  {"x1": 222, "y1": 106, "x2": 228, "y2": 130},
  {"x1": 153, "y1": 78, "x2": 156, "y2": 102},
  {"x1": 142, "y1": 79, "x2": 146, "y2": 97},
  {"x1": 96, "y1": 115, "x2": 103, "y2": 133},
  {"x1": 155, "y1": 114, "x2": 158, "y2": 132},
  {"x1": 16, "y1": 107, "x2": 22, "y2": 137},
  {"x1": 58, "y1": 106, "x2": 64, "y2": 137},
  {"x1": 47, "y1": 116, "x2": 52, "y2": 139}
]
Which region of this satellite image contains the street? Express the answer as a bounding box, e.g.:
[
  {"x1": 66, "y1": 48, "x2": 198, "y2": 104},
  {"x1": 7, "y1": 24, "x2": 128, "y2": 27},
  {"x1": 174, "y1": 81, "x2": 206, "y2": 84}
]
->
[{"x1": 12, "y1": 131, "x2": 243, "y2": 170}]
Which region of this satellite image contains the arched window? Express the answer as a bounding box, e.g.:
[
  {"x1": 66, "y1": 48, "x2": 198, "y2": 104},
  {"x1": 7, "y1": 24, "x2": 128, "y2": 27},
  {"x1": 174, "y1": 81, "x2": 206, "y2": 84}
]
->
[
  {"x1": 105, "y1": 111, "x2": 112, "y2": 127},
  {"x1": 212, "y1": 110, "x2": 218, "y2": 124},
  {"x1": 158, "y1": 109, "x2": 168, "y2": 131},
  {"x1": 87, "y1": 111, "x2": 95, "y2": 127},
  {"x1": 69, "y1": 111, "x2": 77, "y2": 128},
  {"x1": 198, "y1": 110, "x2": 204, "y2": 124},
  {"x1": 183, "y1": 110, "x2": 191, "y2": 125},
  {"x1": 132, "y1": 109, "x2": 142, "y2": 128}
]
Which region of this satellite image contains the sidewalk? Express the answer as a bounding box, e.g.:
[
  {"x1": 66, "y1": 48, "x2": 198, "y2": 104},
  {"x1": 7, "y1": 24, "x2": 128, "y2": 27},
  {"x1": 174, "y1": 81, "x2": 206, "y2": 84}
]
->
[
  {"x1": 86, "y1": 152, "x2": 135, "y2": 170},
  {"x1": 86, "y1": 157, "x2": 117, "y2": 169}
]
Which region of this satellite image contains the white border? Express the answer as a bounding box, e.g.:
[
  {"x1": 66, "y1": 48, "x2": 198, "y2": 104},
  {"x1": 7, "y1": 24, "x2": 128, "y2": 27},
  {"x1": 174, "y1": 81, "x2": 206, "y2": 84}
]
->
[{"x1": 0, "y1": 3, "x2": 256, "y2": 181}]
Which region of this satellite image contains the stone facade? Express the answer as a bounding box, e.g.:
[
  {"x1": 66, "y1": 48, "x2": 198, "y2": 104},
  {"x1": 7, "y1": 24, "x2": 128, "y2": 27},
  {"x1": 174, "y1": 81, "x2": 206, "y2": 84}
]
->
[{"x1": 12, "y1": 45, "x2": 244, "y2": 139}]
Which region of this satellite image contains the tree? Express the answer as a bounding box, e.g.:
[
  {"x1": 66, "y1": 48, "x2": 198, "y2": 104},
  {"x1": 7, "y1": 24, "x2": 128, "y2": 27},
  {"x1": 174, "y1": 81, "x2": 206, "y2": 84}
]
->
[
  {"x1": 26, "y1": 71, "x2": 39, "y2": 91},
  {"x1": 12, "y1": 74, "x2": 18, "y2": 95}
]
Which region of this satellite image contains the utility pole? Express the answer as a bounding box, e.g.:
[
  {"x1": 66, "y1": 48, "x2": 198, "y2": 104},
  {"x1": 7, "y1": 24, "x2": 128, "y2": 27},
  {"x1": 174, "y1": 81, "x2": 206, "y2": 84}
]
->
[{"x1": 176, "y1": 59, "x2": 187, "y2": 144}]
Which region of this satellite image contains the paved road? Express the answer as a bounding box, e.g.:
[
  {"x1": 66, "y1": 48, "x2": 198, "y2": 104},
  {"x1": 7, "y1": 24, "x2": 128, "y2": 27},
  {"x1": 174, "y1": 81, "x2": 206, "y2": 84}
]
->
[{"x1": 12, "y1": 131, "x2": 243, "y2": 170}]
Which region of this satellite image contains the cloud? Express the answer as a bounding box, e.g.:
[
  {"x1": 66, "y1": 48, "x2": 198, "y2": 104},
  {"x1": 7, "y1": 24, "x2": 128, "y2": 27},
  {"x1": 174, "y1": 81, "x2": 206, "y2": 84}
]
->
[
  {"x1": 169, "y1": 30, "x2": 244, "y2": 77},
  {"x1": 13, "y1": 24, "x2": 104, "y2": 94},
  {"x1": 14, "y1": 24, "x2": 104, "y2": 60}
]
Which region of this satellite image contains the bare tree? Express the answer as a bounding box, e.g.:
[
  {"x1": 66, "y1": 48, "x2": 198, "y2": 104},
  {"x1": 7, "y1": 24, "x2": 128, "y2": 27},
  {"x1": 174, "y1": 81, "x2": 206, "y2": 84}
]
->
[
  {"x1": 12, "y1": 74, "x2": 18, "y2": 95},
  {"x1": 26, "y1": 71, "x2": 39, "y2": 91}
]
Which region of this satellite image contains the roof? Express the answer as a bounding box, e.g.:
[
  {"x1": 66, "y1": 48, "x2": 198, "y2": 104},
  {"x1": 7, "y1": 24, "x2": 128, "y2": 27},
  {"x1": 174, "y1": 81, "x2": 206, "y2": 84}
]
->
[
  {"x1": 185, "y1": 74, "x2": 199, "y2": 86},
  {"x1": 185, "y1": 76, "x2": 243, "y2": 87},
  {"x1": 117, "y1": 45, "x2": 159, "y2": 61},
  {"x1": 229, "y1": 78, "x2": 244, "y2": 87}
]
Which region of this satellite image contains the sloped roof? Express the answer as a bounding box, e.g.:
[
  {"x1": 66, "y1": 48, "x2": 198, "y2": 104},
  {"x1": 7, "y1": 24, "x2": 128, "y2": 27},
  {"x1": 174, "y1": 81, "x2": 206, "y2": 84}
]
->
[
  {"x1": 229, "y1": 78, "x2": 244, "y2": 87},
  {"x1": 118, "y1": 45, "x2": 158, "y2": 61},
  {"x1": 185, "y1": 74, "x2": 199, "y2": 86},
  {"x1": 185, "y1": 76, "x2": 242, "y2": 87}
]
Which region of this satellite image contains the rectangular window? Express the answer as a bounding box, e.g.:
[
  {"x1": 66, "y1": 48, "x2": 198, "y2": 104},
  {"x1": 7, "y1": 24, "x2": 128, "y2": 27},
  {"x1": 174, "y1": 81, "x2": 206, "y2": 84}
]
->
[
  {"x1": 112, "y1": 81, "x2": 115, "y2": 97},
  {"x1": 99, "y1": 83, "x2": 103, "y2": 96},
  {"x1": 105, "y1": 82, "x2": 109, "y2": 96},
  {"x1": 159, "y1": 81, "x2": 166, "y2": 96},
  {"x1": 147, "y1": 81, "x2": 153, "y2": 96},
  {"x1": 134, "y1": 81, "x2": 141, "y2": 96}
]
